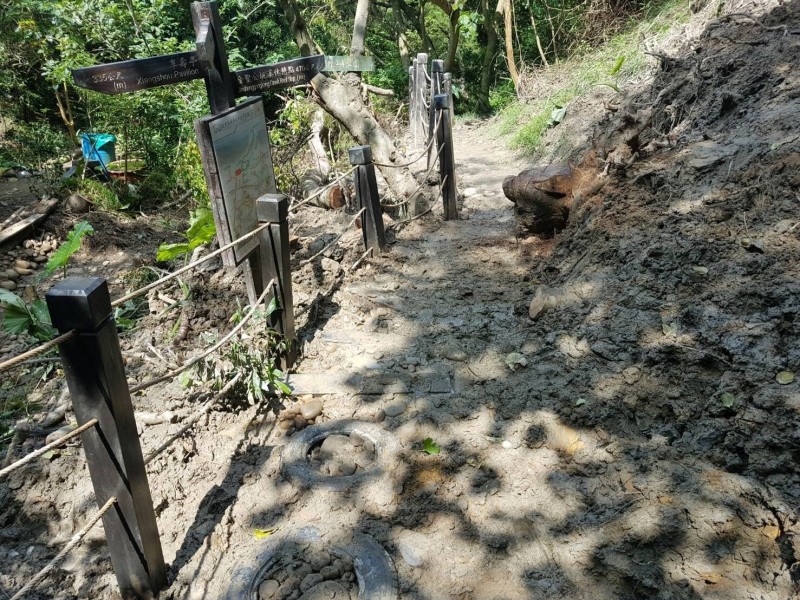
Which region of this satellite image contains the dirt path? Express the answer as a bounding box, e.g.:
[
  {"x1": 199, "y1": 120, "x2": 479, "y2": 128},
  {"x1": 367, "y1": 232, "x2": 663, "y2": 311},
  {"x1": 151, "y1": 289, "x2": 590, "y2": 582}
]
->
[
  {"x1": 2, "y1": 2, "x2": 799, "y2": 597},
  {"x1": 156, "y1": 106, "x2": 797, "y2": 599}
]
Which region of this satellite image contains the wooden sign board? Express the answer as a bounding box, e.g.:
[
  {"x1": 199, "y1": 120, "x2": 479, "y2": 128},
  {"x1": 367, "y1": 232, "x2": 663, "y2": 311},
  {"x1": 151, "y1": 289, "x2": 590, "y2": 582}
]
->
[
  {"x1": 233, "y1": 55, "x2": 375, "y2": 96},
  {"x1": 195, "y1": 97, "x2": 277, "y2": 266},
  {"x1": 74, "y1": 53, "x2": 375, "y2": 96},
  {"x1": 72, "y1": 52, "x2": 202, "y2": 95}
]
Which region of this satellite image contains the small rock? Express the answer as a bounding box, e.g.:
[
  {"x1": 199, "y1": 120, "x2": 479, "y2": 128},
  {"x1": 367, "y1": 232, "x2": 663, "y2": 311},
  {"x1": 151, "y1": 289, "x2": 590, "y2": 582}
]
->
[
  {"x1": 373, "y1": 409, "x2": 386, "y2": 423},
  {"x1": 3, "y1": 270, "x2": 19, "y2": 280},
  {"x1": 257, "y1": 579, "x2": 280, "y2": 600},
  {"x1": 300, "y1": 400, "x2": 323, "y2": 420},
  {"x1": 46, "y1": 424, "x2": 77, "y2": 445},
  {"x1": 33, "y1": 256, "x2": 47, "y2": 263},
  {"x1": 13, "y1": 259, "x2": 32, "y2": 270},
  {"x1": 320, "y1": 565, "x2": 340, "y2": 580},
  {"x1": 329, "y1": 458, "x2": 357, "y2": 477},
  {"x1": 14, "y1": 267, "x2": 33, "y2": 276},
  {"x1": 384, "y1": 404, "x2": 405, "y2": 418},
  {"x1": 308, "y1": 550, "x2": 332, "y2": 571},
  {"x1": 293, "y1": 415, "x2": 308, "y2": 431},
  {"x1": 67, "y1": 193, "x2": 90, "y2": 213},
  {"x1": 299, "y1": 573, "x2": 324, "y2": 593},
  {"x1": 0, "y1": 280, "x2": 17, "y2": 291},
  {"x1": 396, "y1": 531, "x2": 426, "y2": 567},
  {"x1": 319, "y1": 435, "x2": 351, "y2": 460},
  {"x1": 463, "y1": 187, "x2": 479, "y2": 198},
  {"x1": 502, "y1": 440, "x2": 512, "y2": 449},
  {"x1": 297, "y1": 581, "x2": 351, "y2": 600},
  {"x1": 278, "y1": 418, "x2": 295, "y2": 431},
  {"x1": 622, "y1": 366, "x2": 642, "y2": 385},
  {"x1": 320, "y1": 257, "x2": 341, "y2": 274}
]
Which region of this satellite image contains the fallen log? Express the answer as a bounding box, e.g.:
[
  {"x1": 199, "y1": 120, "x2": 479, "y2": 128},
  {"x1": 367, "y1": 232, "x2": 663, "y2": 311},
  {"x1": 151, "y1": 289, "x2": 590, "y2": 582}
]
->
[{"x1": 502, "y1": 163, "x2": 574, "y2": 234}]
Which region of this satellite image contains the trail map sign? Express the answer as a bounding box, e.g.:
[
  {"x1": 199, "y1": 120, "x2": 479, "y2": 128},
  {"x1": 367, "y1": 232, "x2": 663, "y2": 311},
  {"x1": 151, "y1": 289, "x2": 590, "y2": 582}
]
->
[
  {"x1": 70, "y1": 1, "x2": 374, "y2": 304},
  {"x1": 196, "y1": 97, "x2": 276, "y2": 264}
]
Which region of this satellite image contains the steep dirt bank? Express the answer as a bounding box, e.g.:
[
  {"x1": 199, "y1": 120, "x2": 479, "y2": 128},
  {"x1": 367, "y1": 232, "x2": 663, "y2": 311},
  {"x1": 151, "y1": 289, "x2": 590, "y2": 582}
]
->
[{"x1": 0, "y1": 0, "x2": 798, "y2": 598}]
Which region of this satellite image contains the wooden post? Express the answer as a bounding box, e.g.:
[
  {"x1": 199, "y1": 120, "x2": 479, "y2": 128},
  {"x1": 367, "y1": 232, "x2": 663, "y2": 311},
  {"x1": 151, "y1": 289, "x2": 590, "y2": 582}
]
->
[
  {"x1": 257, "y1": 194, "x2": 296, "y2": 368},
  {"x1": 408, "y1": 63, "x2": 416, "y2": 144},
  {"x1": 45, "y1": 278, "x2": 166, "y2": 600},
  {"x1": 349, "y1": 145, "x2": 387, "y2": 254},
  {"x1": 443, "y1": 72, "x2": 455, "y2": 125},
  {"x1": 192, "y1": 1, "x2": 265, "y2": 307},
  {"x1": 414, "y1": 53, "x2": 429, "y2": 150},
  {"x1": 428, "y1": 59, "x2": 444, "y2": 169},
  {"x1": 434, "y1": 94, "x2": 458, "y2": 220}
]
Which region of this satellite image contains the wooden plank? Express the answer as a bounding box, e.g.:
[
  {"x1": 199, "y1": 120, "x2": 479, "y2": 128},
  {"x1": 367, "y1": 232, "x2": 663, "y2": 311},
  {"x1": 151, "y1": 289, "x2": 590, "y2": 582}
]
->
[
  {"x1": 72, "y1": 52, "x2": 202, "y2": 95},
  {"x1": 0, "y1": 198, "x2": 58, "y2": 251}
]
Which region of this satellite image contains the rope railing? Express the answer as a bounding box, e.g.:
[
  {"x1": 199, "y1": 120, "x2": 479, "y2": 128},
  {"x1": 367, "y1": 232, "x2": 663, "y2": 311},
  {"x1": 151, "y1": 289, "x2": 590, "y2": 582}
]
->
[
  {"x1": 129, "y1": 280, "x2": 274, "y2": 394},
  {"x1": 374, "y1": 112, "x2": 442, "y2": 170},
  {"x1": 388, "y1": 174, "x2": 448, "y2": 230},
  {"x1": 0, "y1": 330, "x2": 77, "y2": 373},
  {"x1": 9, "y1": 496, "x2": 117, "y2": 600},
  {"x1": 111, "y1": 223, "x2": 272, "y2": 308},
  {"x1": 298, "y1": 208, "x2": 366, "y2": 268},
  {"x1": 144, "y1": 372, "x2": 241, "y2": 466},
  {"x1": 0, "y1": 418, "x2": 97, "y2": 479},
  {"x1": 0, "y1": 220, "x2": 277, "y2": 375},
  {"x1": 288, "y1": 165, "x2": 358, "y2": 213}
]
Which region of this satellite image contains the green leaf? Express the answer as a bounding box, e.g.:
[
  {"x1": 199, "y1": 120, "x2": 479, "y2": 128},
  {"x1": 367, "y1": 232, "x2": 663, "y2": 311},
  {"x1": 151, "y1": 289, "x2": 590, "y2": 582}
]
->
[
  {"x1": 265, "y1": 296, "x2": 280, "y2": 317},
  {"x1": 43, "y1": 221, "x2": 94, "y2": 277},
  {"x1": 720, "y1": 392, "x2": 736, "y2": 408},
  {"x1": 609, "y1": 56, "x2": 626, "y2": 76},
  {"x1": 156, "y1": 242, "x2": 190, "y2": 262},
  {"x1": 776, "y1": 371, "x2": 795, "y2": 385},
  {"x1": 253, "y1": 528, "x2": 276, "y2": 539},
  {"x1": 422, "y1": 437, "x2": 441, "y2": 455}
]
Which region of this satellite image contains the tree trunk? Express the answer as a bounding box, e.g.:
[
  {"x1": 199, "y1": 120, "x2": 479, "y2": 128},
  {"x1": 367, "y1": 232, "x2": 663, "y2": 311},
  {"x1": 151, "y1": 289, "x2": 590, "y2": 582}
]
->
[
  {"x1": 351, "y1": 0, "x2": 370, "y2": 57},
  {"x1": 478, "y1": 0, "x2": 500, "y2": 113},
  {"x1": 430, "y1": 0, "x2": 461, "y2": 73},
  {"x1": 391, "y1": 0, "x2": 411, "y2": 69},
  {"x1": 499, "y1": 0, "x2": 519, "y2": 89},
  {"x1": 280, "y1": 0, "x2": 322, "y2": 56},
  {"x1": 279, "y1": 0, "x2": 423, "y2": 210}
]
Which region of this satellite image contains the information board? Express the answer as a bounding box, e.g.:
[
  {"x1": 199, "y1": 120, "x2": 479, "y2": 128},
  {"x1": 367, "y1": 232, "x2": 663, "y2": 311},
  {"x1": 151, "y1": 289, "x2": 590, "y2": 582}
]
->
[{"x1": 196, "y1": 97, "x2": 276, "y2": 265}]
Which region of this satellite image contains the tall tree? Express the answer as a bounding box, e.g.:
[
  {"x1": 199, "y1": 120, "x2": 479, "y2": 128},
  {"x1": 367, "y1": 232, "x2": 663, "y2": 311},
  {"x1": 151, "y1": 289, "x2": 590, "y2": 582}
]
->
[{"x1": 279, "y1": 0, "x2": 420, "y2": 203}]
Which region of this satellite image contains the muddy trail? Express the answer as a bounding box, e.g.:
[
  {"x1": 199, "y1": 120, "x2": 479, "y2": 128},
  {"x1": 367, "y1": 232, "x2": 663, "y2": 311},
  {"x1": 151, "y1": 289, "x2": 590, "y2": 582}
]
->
[{"x1": 1, "y1": 0, "x2": 800, "y2": 598}]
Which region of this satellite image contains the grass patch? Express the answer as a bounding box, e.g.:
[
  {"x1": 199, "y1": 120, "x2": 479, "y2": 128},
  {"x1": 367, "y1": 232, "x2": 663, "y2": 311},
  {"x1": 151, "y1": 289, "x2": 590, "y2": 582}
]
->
[{"x1": 498, "y1": 0, "x2": 690, "y2": 155}]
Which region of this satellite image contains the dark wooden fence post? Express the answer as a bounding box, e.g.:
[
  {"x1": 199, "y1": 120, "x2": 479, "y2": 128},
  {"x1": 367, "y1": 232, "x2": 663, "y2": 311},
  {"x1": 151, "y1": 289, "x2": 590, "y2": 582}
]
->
[
  {"x1": 434, "y1": 94, "x2": 458, "y2": 220},
  {"x1": 45, "y1": 277, "x2": 166, "y2": 600},
  {"x1": 349, "y1": 145, "x2": 387, "y2": 254},
  {"x1": 257, "y1": 193, "x2": 296, "y2": 368},
  {"x1": 428, "y1": 59, "x2": 444, "y2": 169}
]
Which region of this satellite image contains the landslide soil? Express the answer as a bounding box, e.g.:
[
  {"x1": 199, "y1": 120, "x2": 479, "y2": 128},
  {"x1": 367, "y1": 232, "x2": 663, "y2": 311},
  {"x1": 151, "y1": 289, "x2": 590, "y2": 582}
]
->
[{"x1": 1, "y1": 0, "x2": 800, "y2": 598}]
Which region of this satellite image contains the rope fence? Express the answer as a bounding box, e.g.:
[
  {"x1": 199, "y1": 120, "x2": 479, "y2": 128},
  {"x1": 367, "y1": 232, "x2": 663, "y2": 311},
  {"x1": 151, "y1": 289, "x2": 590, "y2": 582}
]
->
[
  {"x1": 129, "y1": 280, "x2": 274, "y2": 394},
  {"x1": 298, "y1": 208, "x2": 366, "y2": 268},
  {"x1": 0, "y1": 418, "x2": 97, "y2": 479},
  {"x1": 9, "y1": 496, "x2": 117, "y2": 600},
  {"x1": 0, "y1": 52, "x2": 457, "y2": 600}
]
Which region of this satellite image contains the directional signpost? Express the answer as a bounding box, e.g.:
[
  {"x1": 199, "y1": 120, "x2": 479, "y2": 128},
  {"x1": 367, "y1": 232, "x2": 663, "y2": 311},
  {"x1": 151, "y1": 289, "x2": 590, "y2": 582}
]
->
[{"x1": 72, "y1": 0, "x2": 373, "y2": 305}]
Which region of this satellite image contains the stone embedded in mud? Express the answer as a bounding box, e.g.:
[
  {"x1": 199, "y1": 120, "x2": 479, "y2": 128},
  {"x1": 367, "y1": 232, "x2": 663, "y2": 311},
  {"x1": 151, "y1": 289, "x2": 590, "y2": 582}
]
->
[
  {"x1": 298, "y1": 581, "x2": 353, "y2": 600},
  {"x1": 300, "y1": 400, "x2": 323, "y2": 420},
  {"x1": 384, "y1": 403, "x2": 405, "y2": 417},
  {"x1": 319, "y1": 435, "x2": 351, "y2": 460},
  {"x1": 299, "y1": 573, "x2": 324, "y2": 592},
  {"x1": 258, "y1": 579, "x2": 280, "y2": 599}
]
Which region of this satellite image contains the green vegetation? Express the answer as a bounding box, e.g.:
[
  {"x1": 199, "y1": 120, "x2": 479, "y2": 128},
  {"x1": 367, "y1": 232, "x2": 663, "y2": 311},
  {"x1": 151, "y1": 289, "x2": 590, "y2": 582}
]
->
[
  {"x1": 156, "y1": 208, "x2": 216, "y2": 262},
  {"x1": 0, "y1": 289, "x2": 56, "y2": 341},
  {"x1": 42, "y1": 221, "x2": 94, "y2": 278},
  {"x1": 499, "y1": 0, "x2": 690, "y2": 155},
  {"x1": 0, "y1": 0, "x2": 685, "y2": 213}
]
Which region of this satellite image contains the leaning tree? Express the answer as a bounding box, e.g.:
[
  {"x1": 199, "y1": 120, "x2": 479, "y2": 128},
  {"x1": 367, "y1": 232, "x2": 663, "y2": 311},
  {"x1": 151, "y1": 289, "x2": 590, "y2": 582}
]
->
[{"x1": 279, "y1": 0, "x2": 428, "y2": 212}]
